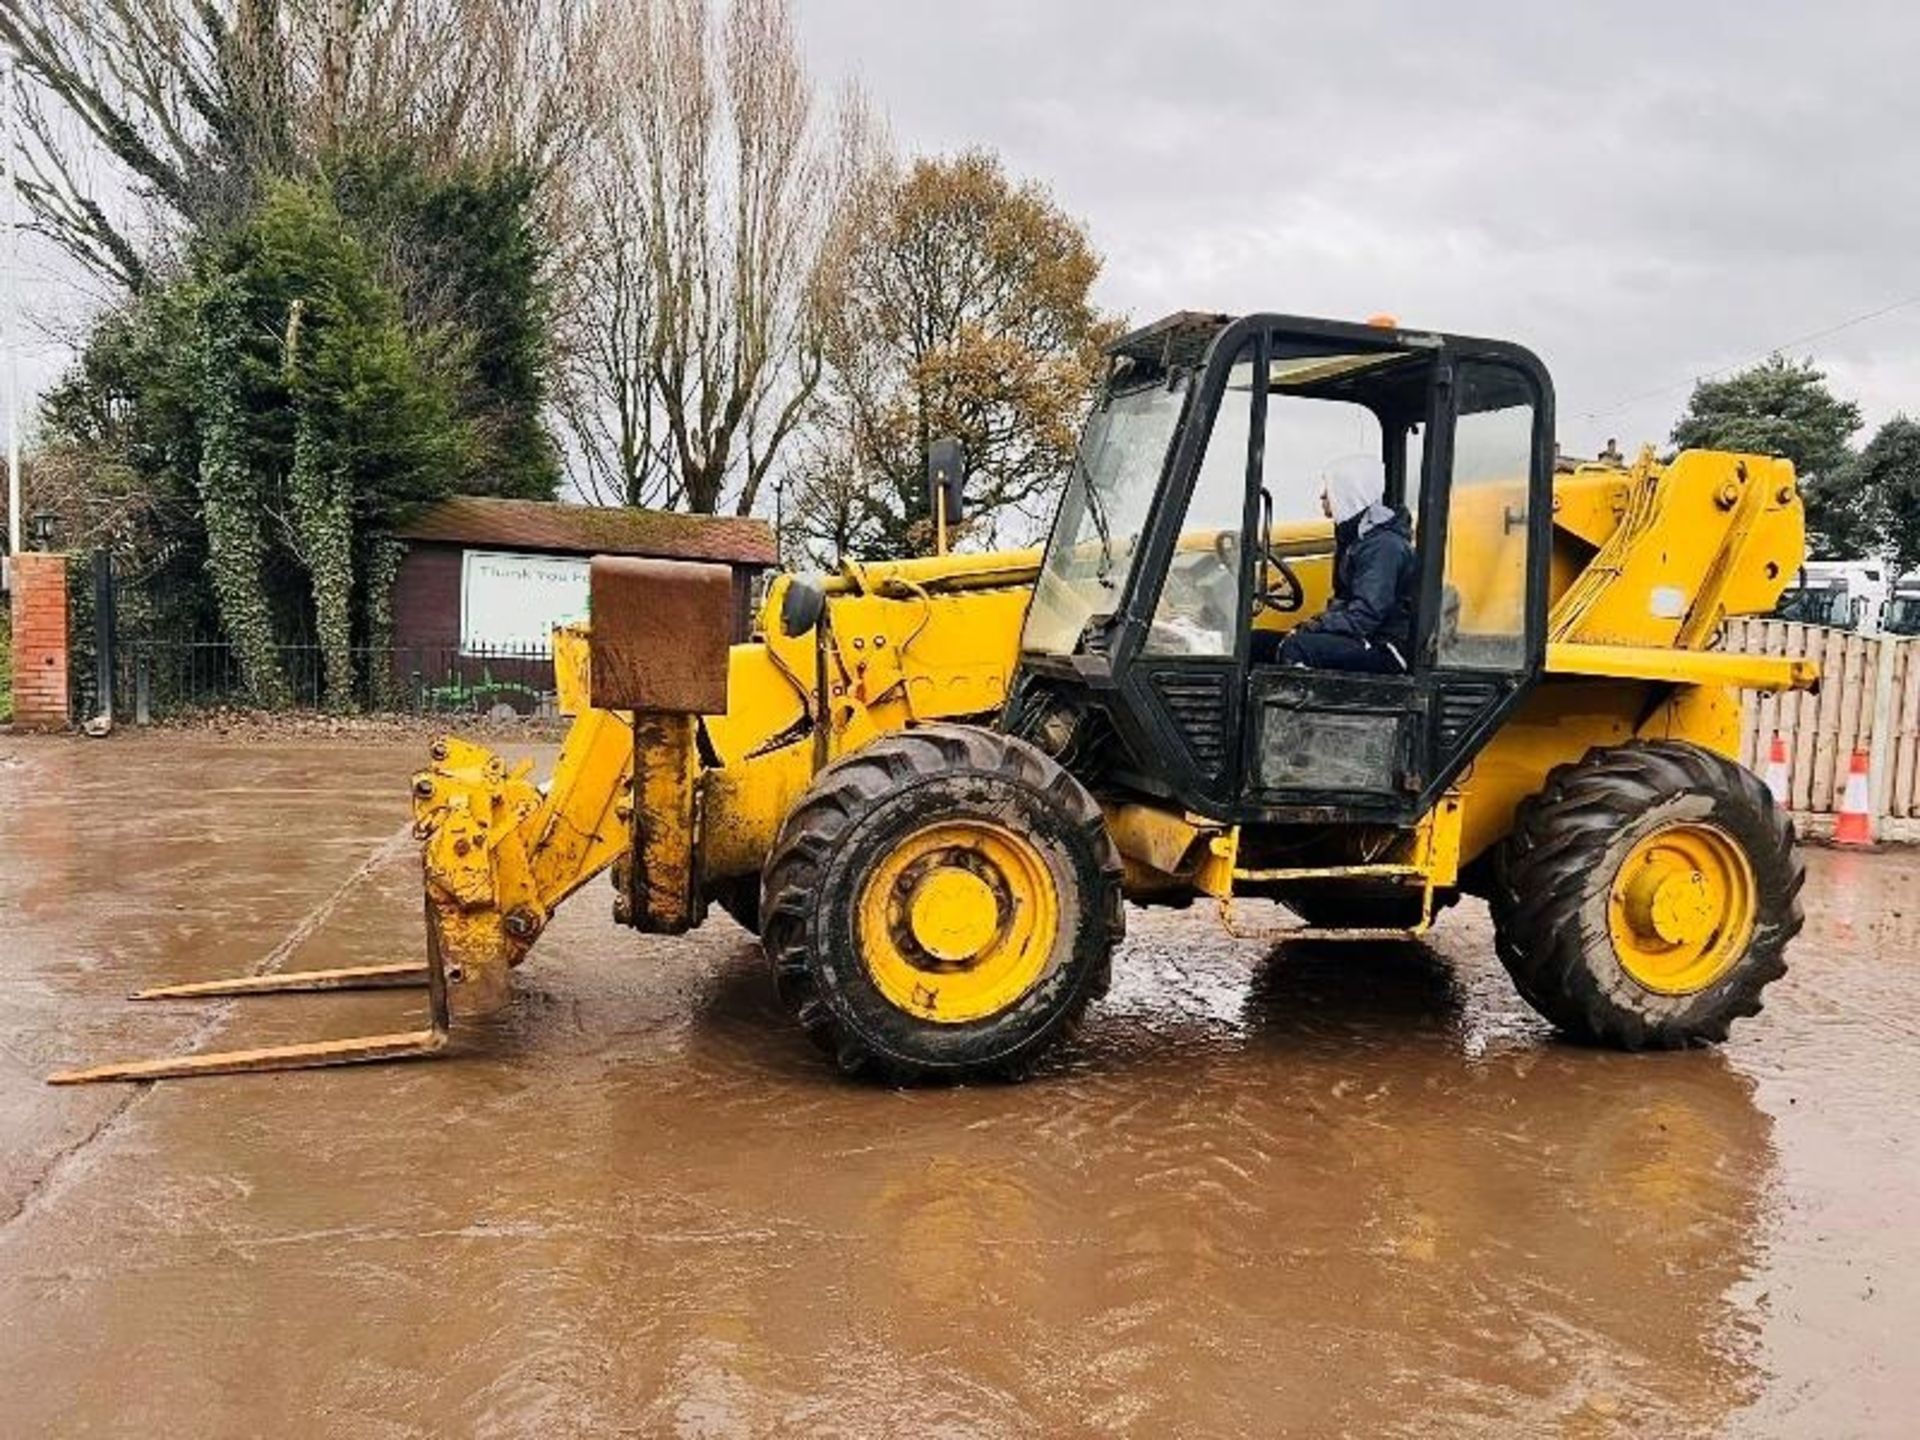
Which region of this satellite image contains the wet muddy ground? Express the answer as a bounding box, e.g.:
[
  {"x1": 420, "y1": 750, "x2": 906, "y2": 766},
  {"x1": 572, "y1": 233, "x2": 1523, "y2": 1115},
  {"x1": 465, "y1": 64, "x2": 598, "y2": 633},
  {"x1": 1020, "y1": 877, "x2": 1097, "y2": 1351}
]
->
[{"x1": 1, "y1": 732, "x2": 1916, "y2": 1438}]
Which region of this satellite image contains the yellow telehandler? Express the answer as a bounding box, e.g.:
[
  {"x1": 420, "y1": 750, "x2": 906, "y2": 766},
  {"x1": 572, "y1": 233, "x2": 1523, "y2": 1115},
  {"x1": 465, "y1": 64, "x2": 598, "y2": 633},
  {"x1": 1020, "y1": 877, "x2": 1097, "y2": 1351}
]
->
[{"x1": 55, "y1": 311, "x2": 1817, "y2": 1085}]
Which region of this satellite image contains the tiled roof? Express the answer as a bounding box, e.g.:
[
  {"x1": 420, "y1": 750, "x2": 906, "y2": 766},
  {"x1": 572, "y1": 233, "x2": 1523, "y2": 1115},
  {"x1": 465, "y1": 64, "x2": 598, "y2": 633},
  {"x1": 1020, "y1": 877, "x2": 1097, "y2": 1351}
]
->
[{"x1": 396, "y1": 496, "x2": 777, "y2": 567}]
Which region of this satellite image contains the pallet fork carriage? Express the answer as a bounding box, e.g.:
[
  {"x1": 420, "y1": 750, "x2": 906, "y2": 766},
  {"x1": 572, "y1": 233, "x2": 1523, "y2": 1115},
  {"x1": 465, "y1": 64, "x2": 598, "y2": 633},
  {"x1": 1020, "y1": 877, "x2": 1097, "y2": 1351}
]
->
[{"x1": 53, "y1": 310, "x2": 1819, "y2": 1085}]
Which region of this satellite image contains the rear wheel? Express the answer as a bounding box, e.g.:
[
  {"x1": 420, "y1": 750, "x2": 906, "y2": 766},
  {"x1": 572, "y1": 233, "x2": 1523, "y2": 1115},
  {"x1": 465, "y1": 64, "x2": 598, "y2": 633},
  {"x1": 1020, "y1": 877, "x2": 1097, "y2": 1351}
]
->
[
  {"x1": 760, "y1": 725, "x2": 1123, "y2": 1082},
  {"x1": 1490, "y1": 740, "x2": 1802, "y2": 1048}
]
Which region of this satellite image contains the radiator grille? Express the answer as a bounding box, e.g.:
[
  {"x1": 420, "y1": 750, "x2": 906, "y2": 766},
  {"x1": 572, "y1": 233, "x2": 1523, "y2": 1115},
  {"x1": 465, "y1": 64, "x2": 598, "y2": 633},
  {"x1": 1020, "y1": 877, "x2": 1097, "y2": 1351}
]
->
[
  {"x1": 1437, "y1": 681, "x2": 1500, "y2": 750},
  {"x1": 1152, "y1": 671, "x2": 1231, "y2": 771}
]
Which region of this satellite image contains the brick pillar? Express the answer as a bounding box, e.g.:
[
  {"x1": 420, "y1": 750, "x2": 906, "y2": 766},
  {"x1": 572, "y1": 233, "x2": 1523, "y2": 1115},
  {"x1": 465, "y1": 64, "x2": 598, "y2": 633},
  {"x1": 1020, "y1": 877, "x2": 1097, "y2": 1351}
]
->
[{"x1": 9, "y1": 553, "x2": 71, "y2": 730}]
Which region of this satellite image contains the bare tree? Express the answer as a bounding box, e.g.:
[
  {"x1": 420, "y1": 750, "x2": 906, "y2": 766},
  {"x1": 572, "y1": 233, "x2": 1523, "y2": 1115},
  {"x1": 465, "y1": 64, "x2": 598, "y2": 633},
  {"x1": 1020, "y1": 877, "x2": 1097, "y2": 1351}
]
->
[
  {"x1": 296, "y1": 0, "x2": 596, "y2": 178},
  {"x1": 550, "y1": 90, "x2": 672, "y2": 508},
  {"x1": 0, "y1": 0, "x2": 594, "y2": 292},
  {"x1": 7, "y1": 0, "x2": 863, "y2": 519},
  {"x1": 556, "y1": 0, "x2": 879, "y2": 515},
  {"x1": 2, "y1": 0, "x2": 247, "y2": 286}
]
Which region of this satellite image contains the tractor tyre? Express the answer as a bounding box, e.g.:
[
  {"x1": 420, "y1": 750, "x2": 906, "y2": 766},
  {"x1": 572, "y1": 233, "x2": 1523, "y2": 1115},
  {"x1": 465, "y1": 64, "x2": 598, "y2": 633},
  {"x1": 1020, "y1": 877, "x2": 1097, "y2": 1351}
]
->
[
  {"x1": 760, "y1": 725, "x2": 1124, "y2": 1083},
  {"x1": 1489, "y1": 740, "x2": 1803, "y2": 1049}
]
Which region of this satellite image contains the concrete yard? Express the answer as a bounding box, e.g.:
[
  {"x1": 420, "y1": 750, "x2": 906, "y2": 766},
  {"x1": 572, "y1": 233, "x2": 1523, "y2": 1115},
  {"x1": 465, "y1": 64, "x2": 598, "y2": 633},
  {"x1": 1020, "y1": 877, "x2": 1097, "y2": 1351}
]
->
[{"x1": 1, "y1": 732, "x2": 1916, "y2": 1437}]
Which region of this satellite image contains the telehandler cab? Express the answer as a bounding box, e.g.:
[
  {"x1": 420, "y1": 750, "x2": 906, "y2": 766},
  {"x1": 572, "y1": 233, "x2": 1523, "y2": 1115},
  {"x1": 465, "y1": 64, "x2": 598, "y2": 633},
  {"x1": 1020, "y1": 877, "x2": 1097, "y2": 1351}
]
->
[{"x1": 54, "y1": 311, "x2": 1816, "y2": 1085}]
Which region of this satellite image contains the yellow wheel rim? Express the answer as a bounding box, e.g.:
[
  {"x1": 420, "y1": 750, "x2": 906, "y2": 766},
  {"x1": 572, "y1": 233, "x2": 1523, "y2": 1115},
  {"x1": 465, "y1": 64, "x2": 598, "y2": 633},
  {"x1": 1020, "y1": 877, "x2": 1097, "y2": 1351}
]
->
[
  {"x1": 1607, "y1": 821, "x2": 1757, "y2": 995},
  {"x1": 857, "y1": 819, "x2": 1061, "y2": 1023}
]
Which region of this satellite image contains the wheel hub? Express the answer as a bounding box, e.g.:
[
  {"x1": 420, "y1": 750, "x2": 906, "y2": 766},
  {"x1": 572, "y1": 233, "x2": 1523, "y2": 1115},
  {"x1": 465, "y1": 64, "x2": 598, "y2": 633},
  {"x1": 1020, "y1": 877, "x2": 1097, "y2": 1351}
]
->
[
  {"x1": 856, "y1": 820, "x2": 1060, "y2": 1023},
  {"x1": 1621, "y1": 864, "x2": 1716, "y2": 947},
  {"x1": 906, "y1": 865, "x2": 1002, "y2": 964},
  {"x1": 1607, "y1": 821, "x2": 1756, "y2": 995}
]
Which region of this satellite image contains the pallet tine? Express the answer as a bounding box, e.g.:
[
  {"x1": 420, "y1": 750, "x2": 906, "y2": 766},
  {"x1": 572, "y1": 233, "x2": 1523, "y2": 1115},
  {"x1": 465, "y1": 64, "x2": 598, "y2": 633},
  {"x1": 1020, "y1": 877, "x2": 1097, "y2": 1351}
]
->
[
  {"x1": 131, "y1": 961, "x2": 430, "y2": 1001},
  {"x1": 46, "y1": 906, "x2": 453, "y2": 1086}
]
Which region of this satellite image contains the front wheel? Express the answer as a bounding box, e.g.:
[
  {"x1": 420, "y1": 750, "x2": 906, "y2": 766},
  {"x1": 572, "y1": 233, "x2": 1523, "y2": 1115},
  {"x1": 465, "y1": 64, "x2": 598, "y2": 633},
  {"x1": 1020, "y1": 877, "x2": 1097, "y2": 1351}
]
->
[
  {"x1": 760, "y1": 726, "x2": 1124, "y2": 1082},
  {"x1": 1489, "y1": 740, "x2": 1803, "y2": 1048}
]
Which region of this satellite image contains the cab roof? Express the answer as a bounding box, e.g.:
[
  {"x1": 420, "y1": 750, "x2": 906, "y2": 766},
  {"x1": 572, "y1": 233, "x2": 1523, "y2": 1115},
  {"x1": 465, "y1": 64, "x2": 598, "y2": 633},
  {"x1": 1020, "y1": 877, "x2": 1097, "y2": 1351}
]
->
[{"x1": 1104, "y1": 309, "x2": 1550, "y2": 399}]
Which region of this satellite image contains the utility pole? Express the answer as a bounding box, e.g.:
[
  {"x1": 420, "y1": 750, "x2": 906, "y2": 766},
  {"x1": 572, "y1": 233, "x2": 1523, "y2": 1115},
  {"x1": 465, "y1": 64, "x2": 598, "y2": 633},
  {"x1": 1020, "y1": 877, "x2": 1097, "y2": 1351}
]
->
[
  {"x1": 1, "y1": 52, "x2": 20, "y2": 568},
  {"x1": 773, "y1": 474, "x2": 785, "y2": 569}
]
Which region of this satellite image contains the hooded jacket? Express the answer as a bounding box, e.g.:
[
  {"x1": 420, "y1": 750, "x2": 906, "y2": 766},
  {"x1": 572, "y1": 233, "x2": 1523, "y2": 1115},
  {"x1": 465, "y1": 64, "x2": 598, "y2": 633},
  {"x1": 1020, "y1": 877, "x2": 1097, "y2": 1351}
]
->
[
  {"x1": 1324, "y1": 454, "x2": 1397, "y2": 537},
  {"x1": 1306, "y1": 506, "x2": 1417, "y2": 649}
]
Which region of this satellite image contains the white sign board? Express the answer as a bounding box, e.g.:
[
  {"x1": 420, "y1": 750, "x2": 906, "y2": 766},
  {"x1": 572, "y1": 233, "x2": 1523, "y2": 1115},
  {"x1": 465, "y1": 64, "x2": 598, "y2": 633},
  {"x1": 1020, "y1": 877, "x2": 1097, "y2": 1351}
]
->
[{"x1": 460, "y1": 550, "x2": 590, "y2": 652}]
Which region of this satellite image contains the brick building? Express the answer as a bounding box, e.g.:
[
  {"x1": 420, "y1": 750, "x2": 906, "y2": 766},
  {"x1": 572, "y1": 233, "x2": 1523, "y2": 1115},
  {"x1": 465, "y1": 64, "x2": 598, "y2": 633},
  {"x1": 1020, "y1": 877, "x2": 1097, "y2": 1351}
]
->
[{"x1": 387, "y1": 498, "x2": 776, "y2": 707}]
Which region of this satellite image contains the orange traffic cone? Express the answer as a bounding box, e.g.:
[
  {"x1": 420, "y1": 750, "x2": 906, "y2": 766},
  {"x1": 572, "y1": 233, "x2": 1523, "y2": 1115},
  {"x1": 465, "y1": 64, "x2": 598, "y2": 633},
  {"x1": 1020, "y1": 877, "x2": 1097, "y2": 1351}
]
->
[
  {"x1": 1833, "y1": 747, "x2": 1874, "y2": 847},
  {"x1": 1764, "y1": 732, "x2": 1790, "y2": 807}
]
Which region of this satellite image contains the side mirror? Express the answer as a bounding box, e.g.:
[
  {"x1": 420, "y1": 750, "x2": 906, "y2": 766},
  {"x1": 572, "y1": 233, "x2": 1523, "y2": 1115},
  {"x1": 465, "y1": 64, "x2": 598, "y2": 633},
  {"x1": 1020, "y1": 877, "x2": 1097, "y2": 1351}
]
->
[
  {"x1": 926, "y1": 437, "x2": 966, "y2": 526},
  {"x1": 780, "y1": 574, "x2": 828, "y2": 638}
]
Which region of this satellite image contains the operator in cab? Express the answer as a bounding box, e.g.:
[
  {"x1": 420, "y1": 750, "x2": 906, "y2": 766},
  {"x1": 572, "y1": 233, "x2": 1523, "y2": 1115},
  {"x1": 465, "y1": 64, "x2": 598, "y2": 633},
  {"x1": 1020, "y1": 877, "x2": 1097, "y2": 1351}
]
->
[{"x1": 1255, "y1": 455, "x2": 1416, "y2": 673}]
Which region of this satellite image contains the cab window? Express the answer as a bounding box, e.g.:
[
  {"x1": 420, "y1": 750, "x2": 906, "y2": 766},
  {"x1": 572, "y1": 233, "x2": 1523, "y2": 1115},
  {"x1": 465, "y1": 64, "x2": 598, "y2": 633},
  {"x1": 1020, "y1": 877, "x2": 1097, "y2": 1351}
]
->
[
  {"x1": 1438, "y1": 363, "x2": 1538, "y2": 669},
  {"x1": 1144, "y1": 342, "x2": 1256, "y2": 656}
]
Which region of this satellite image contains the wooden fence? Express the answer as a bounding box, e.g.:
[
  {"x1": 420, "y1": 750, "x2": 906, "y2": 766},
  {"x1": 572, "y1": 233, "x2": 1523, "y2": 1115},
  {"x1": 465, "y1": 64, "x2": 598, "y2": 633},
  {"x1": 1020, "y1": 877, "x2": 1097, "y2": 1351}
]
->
[{"x1": 1723, "y1": 618, "x2": 1920, "y2": 824}]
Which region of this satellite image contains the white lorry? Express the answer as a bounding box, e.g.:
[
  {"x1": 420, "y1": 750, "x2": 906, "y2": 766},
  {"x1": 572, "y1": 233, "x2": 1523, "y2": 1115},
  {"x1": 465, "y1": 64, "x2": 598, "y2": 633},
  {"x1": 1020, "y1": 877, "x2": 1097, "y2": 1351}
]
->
[
  {"x1": 1882, "y1": 572, "x2": 1920, "y2": 637},
  {"x1": 1773, "y1": 559, "x2": 1893, "y2": 634}
]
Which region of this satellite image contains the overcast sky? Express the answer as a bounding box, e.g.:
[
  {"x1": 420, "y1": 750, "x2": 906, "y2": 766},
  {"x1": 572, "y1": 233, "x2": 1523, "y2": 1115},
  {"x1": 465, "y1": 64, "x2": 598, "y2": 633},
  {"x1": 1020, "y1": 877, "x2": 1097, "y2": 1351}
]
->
[
  {"x1": 798, "y1": 0, "x2": 1920, "y2": 457},
  {"x1": 3, "y1": 1, "x2": 1917, "y2": 466}
]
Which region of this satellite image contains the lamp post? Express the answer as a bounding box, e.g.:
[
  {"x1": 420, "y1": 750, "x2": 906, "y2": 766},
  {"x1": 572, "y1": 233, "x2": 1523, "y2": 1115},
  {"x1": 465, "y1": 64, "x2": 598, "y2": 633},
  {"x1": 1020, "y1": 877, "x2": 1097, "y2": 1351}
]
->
[{"x1": 28, "y1": 511, "x2": 56, "y2": 551}]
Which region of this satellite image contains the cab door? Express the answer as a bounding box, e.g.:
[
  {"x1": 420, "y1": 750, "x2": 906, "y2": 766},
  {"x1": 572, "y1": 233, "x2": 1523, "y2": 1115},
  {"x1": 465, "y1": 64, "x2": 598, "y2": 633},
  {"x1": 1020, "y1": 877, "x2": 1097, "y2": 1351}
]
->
[
  {"x1": 1241, "y1": 341, "x2": 1553, "y2": 820},
  {"x1": 1416, "y1": 353, "x2": 1553, "y2": 791},
  {"x1": 1123, "y1": 335, "x2": 1263, "y2": 812}
]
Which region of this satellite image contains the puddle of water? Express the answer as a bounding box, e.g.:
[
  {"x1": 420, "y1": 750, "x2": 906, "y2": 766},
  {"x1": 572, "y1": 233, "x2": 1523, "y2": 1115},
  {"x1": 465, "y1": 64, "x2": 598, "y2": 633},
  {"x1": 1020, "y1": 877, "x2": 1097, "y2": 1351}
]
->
[{"x1": 1, "y1": 735, "x2": 1915, "y2": 1437}]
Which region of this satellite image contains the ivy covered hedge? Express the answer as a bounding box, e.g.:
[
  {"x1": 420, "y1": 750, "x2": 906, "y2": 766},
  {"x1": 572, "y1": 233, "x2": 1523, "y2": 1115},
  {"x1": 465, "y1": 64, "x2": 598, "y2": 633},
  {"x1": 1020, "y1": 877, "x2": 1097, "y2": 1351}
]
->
[{"x1": 38, "y1": 152, "x2": 557, "y2": 710}]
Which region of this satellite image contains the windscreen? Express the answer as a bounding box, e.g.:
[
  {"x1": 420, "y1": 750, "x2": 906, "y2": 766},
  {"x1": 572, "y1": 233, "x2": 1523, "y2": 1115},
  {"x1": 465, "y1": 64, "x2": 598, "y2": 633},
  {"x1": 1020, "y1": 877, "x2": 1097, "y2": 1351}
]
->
[{"x1": 1023, "y1": 373, "x2": 1189, "y2": 656}]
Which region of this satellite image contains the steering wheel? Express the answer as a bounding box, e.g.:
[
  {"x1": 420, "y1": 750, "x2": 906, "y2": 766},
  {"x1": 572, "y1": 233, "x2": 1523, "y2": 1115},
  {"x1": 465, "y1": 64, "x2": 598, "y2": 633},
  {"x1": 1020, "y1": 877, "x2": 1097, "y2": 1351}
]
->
[{"x1": 1212, "y1": 531, "x2": 1304, "y2": 614}]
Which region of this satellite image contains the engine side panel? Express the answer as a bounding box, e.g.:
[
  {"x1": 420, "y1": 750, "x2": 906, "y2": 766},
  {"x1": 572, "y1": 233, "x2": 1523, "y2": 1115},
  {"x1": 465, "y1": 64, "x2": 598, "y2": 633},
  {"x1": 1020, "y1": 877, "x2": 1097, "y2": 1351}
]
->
[
  {"x1": 1454, "y1": 676, "x2": 1748, "y2": 869},
  {"x1": 697, "y1": 567, "x2": 1035, "y2": 883}
]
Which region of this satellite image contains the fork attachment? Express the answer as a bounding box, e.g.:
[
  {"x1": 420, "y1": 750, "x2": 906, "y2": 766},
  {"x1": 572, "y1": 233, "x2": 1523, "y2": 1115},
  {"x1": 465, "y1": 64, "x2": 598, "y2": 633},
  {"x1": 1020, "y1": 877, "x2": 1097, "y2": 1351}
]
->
[
  {"x1": 47, "y1": 617, "x2": 662, "y2": 1086},
  {"x1": 45, "y1": 913, "x2": 452, "y2": 1086}
]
